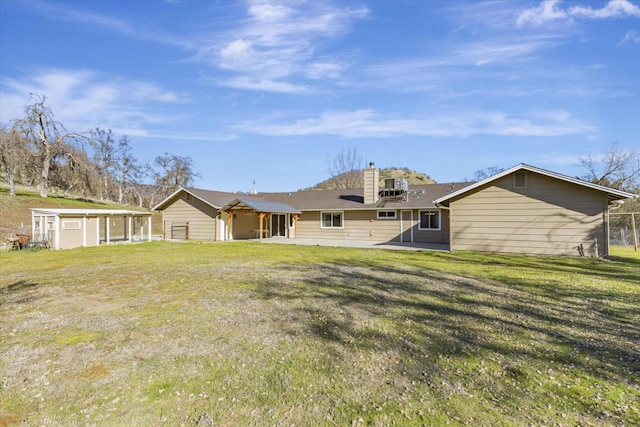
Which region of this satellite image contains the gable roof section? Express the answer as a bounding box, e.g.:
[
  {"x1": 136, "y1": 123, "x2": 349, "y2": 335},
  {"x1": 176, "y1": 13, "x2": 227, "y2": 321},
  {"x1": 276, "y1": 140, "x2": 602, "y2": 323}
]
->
[
  {"x1": 221, "y1": 198, "x2": 301, "y2": 214},
  {"x1": 153, "y1": 187, "x2": 263, "y2": 211},
  {"x1": 434, "y1": 163, "x2": 638, "y2": 207}
]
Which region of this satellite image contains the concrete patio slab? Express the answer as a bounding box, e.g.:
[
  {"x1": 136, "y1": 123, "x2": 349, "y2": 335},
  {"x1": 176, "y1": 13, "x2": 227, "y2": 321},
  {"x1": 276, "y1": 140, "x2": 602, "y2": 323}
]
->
[{"x1": 248, "y1": 237, "x2": 450, "y2": 252}]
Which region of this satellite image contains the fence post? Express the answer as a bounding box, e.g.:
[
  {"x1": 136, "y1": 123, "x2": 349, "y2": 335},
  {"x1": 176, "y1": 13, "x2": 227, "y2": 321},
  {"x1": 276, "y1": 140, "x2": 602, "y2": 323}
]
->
[{"x1": 632, "y1": 213, "x2": 638, "y2": 251}]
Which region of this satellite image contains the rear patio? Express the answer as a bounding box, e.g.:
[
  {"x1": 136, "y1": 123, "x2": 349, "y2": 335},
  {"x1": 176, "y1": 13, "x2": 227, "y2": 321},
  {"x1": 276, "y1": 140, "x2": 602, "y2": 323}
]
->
[{"x1": 248, "y1": 236, "x2": 450, "y2": 251}]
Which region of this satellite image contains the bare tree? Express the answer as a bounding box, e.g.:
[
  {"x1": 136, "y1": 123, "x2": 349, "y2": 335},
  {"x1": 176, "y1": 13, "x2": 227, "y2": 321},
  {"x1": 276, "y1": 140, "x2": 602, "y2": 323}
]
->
[
  {"x1": 150, "y1": 153, "x2": 200, "y2": 202},
  {"x1": 471, "y1": 166, "x2": 505, "y2": 182},
  {"x1": 13, "y1": 95, "x2": 85, "y2": 197},
  {"x1": 0, "y1": 126, "x2": 28, "y2": 195},
  {"x1": 89, "y1": 128, "x2": 116, "y2": 200},
  {"x1": 113, "y1": 136, "x2": 143, "y2": 205},
  {"x1": 580, "y1": 142, "x2": 640, "y2": 192},
  {"x1": 89, "y1": 127, "x2": 136, "y2": 201},
  {"x1": 328, "y1": 147, "x2": 366, "y2": 189},
  {"x1": 50, "y1": 146, "x2": 93, "y2": 197}
]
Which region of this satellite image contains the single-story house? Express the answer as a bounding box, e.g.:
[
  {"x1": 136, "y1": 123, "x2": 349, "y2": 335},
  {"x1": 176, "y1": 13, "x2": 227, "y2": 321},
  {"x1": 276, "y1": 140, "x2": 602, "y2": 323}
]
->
[
  {"x1": 30, "y1": 208, "x2": 153, "y2": 250},
  {"x1": 153, "y1": 163, "x2": 637, "y2": 257},
  {"x1": 153, "y1": 164, "x2": 470, "y2": 245},
  {"x1": 434, "y1": 164, "x2": 636, "y2": 257}
]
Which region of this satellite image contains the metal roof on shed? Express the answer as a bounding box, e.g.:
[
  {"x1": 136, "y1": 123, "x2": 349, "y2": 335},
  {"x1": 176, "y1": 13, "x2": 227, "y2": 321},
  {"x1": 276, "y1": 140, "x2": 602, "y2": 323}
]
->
[{"x1": 30, "y1": 208, "x2": 152, "y2": 216}]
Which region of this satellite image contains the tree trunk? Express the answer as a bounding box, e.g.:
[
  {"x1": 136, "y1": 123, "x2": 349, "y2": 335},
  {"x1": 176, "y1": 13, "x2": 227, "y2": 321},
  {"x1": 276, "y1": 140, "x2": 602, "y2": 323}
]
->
[
  {"x1": 7, "y1": 170, "x2": 15, "y2": 196},
  {"x1": 40, "y1": 148, "x2": 51, "y2": 198}
]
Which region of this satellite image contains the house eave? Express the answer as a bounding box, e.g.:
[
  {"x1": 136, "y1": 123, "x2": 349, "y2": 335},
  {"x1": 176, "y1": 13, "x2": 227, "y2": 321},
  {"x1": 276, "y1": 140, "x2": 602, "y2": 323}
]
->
[{"x1": 434, "y1": 163, "x2": 638, "y2": 206}]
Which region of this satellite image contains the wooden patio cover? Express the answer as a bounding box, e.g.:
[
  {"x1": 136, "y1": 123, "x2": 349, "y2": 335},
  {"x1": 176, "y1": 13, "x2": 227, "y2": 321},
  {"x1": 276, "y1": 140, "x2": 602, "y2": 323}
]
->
[{"x1": 220, "y1": 198, "x2": 301, "y2": 240}]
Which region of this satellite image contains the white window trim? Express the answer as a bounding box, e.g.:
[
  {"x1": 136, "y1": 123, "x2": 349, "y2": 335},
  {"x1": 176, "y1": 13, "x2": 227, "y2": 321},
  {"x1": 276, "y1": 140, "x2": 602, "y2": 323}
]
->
[
  {"x1": 320, "y1": 211, "x2": 344, "y2": 229},
  {"x1": 418, "y1": 210, "x2": 441, "y2": 231},
  {"x1": 377, "y1": 210, "x2": 397, "y2": 219}
]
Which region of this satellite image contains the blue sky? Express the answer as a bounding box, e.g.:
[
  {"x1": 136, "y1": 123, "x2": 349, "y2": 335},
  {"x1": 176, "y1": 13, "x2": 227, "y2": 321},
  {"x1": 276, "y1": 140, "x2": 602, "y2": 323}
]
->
[{"x1": 1, "y1": 0, "x2": 639, "y2": 192}]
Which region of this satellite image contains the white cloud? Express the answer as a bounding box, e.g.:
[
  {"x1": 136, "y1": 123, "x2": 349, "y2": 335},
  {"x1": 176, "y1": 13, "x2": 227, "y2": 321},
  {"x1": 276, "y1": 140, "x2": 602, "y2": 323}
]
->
[
  {"x1": 618, "y1": 30, "x2": 640, "y2": 44},
  {"x1": 570, "y1": 0, "x2": 640, "y2": 19},
  {"x1": 196, "y1": 0, "x2": 369, "y2": 90},
  {"x1": 216, "y1": 76, "x2": 309, "y2": 94},
  {"x1": 517, "y1": 0, "x2": 640, "y2": 27},
  {"x1": 236, "y1": 109, "x2": 596, "y2": 139},
  {"x1": 0, "y1": 69, "x2": 191, "y2": 132},
  {"x1": 517, "y1": 0, "x2": 568, "y2": 27},
  {"x1": 28, "y1": 0, "x2": 191, "y2": 49}
]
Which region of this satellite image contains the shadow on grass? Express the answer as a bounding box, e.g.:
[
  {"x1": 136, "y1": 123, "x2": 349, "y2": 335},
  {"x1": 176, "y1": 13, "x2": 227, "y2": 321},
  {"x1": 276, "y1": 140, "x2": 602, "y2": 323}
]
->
[
  {"x1": 0, "y1": 280, "x2": 41, "y2": 306},
  {"x1": 253, "y1": 260, "x2": 639, "y2": 393}
]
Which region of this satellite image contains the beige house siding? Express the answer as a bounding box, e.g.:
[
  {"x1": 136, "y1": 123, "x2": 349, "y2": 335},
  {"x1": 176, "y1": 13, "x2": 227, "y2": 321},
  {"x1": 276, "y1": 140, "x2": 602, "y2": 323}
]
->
[
  {"x1": 86, "y1": 217, "x2": 99, "y2": 247},
  {"x1": 231, "y1": 213, "x2": 260, "y2": 240},
  {"x1": 448, "y1": 172, "x2": 608, "y2": 256},
  {"x1": 295, "y1": 209, "x2": 449, "y2": 243},
  {"x1": 59, "y1": 216, "x2": 84, "y2": 249},
  {"x1": 162, "y1": 194, "x2": 219, "y2": 240}
]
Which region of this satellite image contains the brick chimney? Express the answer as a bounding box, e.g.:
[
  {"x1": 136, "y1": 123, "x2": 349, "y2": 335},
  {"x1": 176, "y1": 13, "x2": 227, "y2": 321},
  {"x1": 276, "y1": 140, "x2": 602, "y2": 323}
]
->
[{"x1": 363, "y1": 162, "x2": 379, "y2": 205}]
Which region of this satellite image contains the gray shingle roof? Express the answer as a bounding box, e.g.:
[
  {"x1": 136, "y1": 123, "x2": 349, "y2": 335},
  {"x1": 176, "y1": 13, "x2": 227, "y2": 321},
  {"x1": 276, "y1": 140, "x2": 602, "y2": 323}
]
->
[
  {"x1": 154, "y1": 182, "x2": 474, "y2": 212},
  {"x1": 264, "y1": 183, "x2": 474, "y2": 210}
]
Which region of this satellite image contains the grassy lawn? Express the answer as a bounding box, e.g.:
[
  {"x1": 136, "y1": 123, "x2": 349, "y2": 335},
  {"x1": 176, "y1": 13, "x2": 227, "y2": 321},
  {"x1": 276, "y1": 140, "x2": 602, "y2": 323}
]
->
[{"x1": 1, "y1": 242, "x2": 638, "y2": 426}]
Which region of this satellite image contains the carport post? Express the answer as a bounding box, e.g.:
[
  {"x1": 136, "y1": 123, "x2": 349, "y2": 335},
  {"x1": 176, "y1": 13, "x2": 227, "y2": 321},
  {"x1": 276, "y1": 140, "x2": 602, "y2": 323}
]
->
[
  {"x1": 226, "y1": 211, "x2": 233, "y2": 240},
  {"x1": 259, "y1": 212, "x2": 266, "y2": 242}
]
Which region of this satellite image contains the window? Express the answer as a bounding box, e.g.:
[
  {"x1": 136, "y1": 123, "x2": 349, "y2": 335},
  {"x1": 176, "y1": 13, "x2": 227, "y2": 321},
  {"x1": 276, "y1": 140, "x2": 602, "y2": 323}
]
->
[
  {"x1": 62, "y1": 220, "x2": 81, "y2": 230},
  {"x1": 513, "y1": 172, "x2": 527, "y2": 189},
  {"x1": 321, "y1": 211, "x2": 343, "y2": 229},
  {"x1": 377, "y1": 210, "x2": 397, "y2": 219},
  {"x1": 419, "y1": 210, "x2": 440, "y2": 230}
]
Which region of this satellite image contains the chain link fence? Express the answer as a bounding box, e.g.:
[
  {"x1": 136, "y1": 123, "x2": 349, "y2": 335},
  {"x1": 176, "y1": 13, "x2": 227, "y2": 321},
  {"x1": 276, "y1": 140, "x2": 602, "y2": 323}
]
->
[{"x1": 610, "y1": 213, "x2": 639, "y2": 250}]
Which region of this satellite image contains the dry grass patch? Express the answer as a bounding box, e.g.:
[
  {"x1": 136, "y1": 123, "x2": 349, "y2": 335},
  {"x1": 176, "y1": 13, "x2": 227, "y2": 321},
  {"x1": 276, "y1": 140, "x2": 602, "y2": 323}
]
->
[{"x1": 1, "y1": 241, "x2": 638, "y2": 426}]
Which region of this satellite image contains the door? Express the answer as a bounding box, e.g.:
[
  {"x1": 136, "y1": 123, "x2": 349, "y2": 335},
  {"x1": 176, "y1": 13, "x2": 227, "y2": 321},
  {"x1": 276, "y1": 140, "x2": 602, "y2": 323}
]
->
[
  {"x1": 401, "y1": 210, "x2": 413, "y2": 243},
  {"x1": 271, "y1": 214, "x2": 287, "y2": 237}
]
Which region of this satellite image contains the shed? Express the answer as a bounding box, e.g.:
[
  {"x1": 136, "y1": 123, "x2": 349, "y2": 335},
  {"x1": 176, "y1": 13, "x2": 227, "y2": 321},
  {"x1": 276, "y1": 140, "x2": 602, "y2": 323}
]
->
[{"x1": 30, "y1": 208, "x2": 153, "y2": 250}]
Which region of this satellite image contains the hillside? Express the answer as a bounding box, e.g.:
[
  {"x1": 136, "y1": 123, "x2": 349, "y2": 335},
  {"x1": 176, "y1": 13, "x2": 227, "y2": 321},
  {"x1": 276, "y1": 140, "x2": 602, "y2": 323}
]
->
[
  {"x1": 306, "y1": 167, "x2": 436, "y2": 190},
  {"x1": 0, "y1": 184, "x2": 159, "y2": 236}
]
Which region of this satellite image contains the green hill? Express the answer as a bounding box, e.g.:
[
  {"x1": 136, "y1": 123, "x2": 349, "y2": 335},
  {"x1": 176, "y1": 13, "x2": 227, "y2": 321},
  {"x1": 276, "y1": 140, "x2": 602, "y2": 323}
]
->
[{"x1": 306, "y1": 167, "x2": 436, "y2": 190}]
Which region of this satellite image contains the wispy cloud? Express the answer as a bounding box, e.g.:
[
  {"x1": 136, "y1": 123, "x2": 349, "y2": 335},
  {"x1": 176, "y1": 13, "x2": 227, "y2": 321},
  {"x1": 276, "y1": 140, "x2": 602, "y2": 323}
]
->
[
  {"x1": 194, "y1": 0, "x2": 368, "y2": 92},
  {"x1": 618, "y1": 30, "x2": 640, "y2": 44},
  {"x1": 517, "y1": 0, "x2": 640, "y2": 27},
  {"x1": 0, "y1": 69, "x2": 191, "y2": 133},
  {"x1": 26, "y1": 0, "x2": 193, "y2": 49},
  {"x1": 359, "y1": 33, "x2": 559, "y2": 95},
  {"x1": 236, "y1": 109, "x2": 596, "y2": 139}
]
